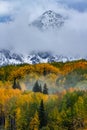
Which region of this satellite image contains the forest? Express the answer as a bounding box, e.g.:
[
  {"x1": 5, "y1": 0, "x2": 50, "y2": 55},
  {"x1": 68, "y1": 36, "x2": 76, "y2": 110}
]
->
[
  {"x1": 0, "y1": 60, "x2": 87, "y2": 129},
  {"x1": 0, "y1": 88, "x2": 87, "y2": 130}
]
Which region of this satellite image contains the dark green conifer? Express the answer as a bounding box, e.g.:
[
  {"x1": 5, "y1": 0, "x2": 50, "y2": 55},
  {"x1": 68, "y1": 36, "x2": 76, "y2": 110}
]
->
[
  {"x1": 12, "y1": 78, "x2": 17, "y2": 89},
  {"x1": 33, "y1": 81, "x2": 42, "y2": 93},
  {"x1": 33, "y1": 81, "x2": 39, "y2": 92},
  {"x1": 12, "y1": 78, "x2": 21, "y2": 90},
  {"x1": 39, "y1": 100, "x2": 47, "y2": 128},
  {"x1": 43, "y1": 83, "x2": 48, "y2": 94},
  {"x1": 43, "y1": 66, "x2": 47, "y2": 76}
]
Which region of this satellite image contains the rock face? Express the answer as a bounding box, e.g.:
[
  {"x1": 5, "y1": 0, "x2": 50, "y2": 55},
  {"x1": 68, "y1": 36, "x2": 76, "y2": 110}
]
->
[
  {"x1": 0, "y1": 49, "x2": 82, "y2": 66},
  {"x1": 30, "y1": 10, "x2": 65, "y2": 30}
]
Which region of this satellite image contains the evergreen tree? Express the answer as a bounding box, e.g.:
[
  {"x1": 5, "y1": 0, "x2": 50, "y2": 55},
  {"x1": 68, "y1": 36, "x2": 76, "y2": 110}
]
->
[
  {"x1": 33, "y1": 81, "x2": 42, "y2": 93},
  {"x1": 0, "y1": 104, "x2": 5, "y2": 127},
  {"x1": 43, "y1": 83, "x2": 48, "y2": 95},
  {"x1": 43, "y1": 66, "x2": 47, "y2": 76},
  {"x1": 39, "y1": 100, "x2": 47, "y2": 129},
  {"x1": 12, "y1": 78, "x2": 17, "y2": 89},
  {"x1": 12, "y1": 78, "x2": 21, "y2": 90}
]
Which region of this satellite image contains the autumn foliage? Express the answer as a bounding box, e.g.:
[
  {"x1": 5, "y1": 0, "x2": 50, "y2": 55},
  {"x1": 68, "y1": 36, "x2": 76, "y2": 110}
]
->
[
  {"x1": 0, "y1": 88, "x2": 86, "y2": 129},
  {"x1": 0, "y1": 60, "x2": 87, "y2": 129}
]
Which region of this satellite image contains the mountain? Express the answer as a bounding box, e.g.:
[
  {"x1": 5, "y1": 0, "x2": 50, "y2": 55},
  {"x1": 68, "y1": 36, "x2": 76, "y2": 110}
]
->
[
  {"x1": 0, "y1": 49, "x2": 23, "y2": 66},
  {"x1": 0, "y1": 49, "x2": 83, "y2": 66},
  {"x1": 29, "y1": 10, "x2": 66, "y2": 30}
]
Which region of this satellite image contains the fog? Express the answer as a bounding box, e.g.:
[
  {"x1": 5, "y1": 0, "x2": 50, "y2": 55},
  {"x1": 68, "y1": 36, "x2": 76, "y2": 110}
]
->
[{"x1": 0, "y1": 0, "x2": 87, "y2": 57}]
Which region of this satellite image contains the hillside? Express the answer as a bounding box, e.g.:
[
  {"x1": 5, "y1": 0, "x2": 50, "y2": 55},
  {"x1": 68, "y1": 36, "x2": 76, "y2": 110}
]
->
[
  {"x1": 0, "y1": 60, "x2": 87, "y2": 129},
  {"x1": 0, "y1": 60, "x2": 87, "y2": 92}
]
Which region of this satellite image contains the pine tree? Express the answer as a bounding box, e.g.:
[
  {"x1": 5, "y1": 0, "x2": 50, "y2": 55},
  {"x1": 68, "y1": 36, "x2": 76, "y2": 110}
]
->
[
  {"x1": 39, "y1": 100, "x2": 47, "y2": 129},
  {"x1": 43, "y1": 66, "x2": 47, "y2": 76},
  {"x1": 33, "y1": 81, "x2": 39, "y2": 92},
  {"x1": 12, "y1": 78, "x2": 17, "y2": 89},
  {"x1": 12, "y1": 78, "x2": 21, "y2": 90},
  {"x1": 43, "y1": 83, "x2": 48, "y2": 95},
  {"x1": 0, "y1": 104, "x2": 5, "y2": 127},
  {"x1": 33, "y1": 81, "x2": 42, "y2": 93}
]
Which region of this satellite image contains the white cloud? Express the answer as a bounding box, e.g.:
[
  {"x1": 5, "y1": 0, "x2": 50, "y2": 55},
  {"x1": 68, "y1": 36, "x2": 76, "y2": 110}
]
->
[
  {"x1": 0, "y1": 1, "x2": 13, "y2": 15},
  {"x1": 57, "y1": 0, "x2": 87, "y2": 3},
  {"x1": 0, "y1": 1, "x2": 9, "y2": 15},
  {"x1": 0, "y1": 0, "x2": 87, "y2": 57}
]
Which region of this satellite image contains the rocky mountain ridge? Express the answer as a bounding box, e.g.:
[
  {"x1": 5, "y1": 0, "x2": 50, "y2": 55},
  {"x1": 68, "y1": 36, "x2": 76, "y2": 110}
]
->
[
  {"x1": 30, "y1": 10, "x2": 66, "y2": 30},
  {"x1": 0, "y1": 49, "x2": 83, "y2": 66}
]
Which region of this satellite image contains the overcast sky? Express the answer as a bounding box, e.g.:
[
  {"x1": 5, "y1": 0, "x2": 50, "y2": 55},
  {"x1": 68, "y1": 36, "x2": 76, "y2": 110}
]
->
[{"x1": 0, "y1": 0, "x2": 87, "y2": 57}]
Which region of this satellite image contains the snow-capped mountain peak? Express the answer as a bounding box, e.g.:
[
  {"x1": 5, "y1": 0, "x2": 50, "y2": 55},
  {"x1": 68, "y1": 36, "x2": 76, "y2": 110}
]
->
[
  {"x1": 30, "y1": 10, "x2": 65, "y2": 30},
  {"x1": 0, "y1": 49, "x2": 23, "y2": 66},
  {"x1": 0, "y1": 49, "x2": 83, "y2": 66}
]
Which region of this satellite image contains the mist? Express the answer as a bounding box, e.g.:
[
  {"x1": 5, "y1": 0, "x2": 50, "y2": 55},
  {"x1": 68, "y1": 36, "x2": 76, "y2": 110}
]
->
[{"x1": 0, "y1": 0, "x2": 87, "y2": 57}]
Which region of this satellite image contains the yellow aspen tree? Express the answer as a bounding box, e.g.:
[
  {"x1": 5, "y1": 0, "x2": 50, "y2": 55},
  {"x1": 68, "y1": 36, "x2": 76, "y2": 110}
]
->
[{"x1": 29, "y1": 111, "x2": 39, "y2": 130}]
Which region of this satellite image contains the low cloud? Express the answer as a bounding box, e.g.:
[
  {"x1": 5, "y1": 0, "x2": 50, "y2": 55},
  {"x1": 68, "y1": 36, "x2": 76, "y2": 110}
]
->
[{"x1": 0, "y1": 0, "x2": 87, "y2": 57}]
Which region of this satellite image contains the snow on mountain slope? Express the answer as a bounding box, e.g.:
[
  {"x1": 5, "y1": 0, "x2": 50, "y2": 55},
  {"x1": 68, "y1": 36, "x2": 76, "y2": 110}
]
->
[
  {"x1": 0, "y1": 49, "x2": 23, "y2": 66},
  {"x1": 0, "y1": 10, "x2": 82, "y2": 66},
  {"x1": 29, "y1": 10, "x2": 66, "y2": 30},
  {"x1": 0, "y1": 49, "x2": 82, "y2": 66}
]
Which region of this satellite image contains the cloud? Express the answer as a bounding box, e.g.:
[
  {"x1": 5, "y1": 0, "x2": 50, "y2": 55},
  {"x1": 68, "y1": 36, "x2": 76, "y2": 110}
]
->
[
  {"x1": 0, "y1": 0, "x2": 87, "y2": 57},
  {"x1": 0, "y1": 0, "x2": 87, "y2": 16},
  {"x1": 0, "y1": 1, "x2": 11, "y2": 15},
  {"x1": 57, "y1": 0, "x2": 87, "y2": 3},
  {"x1": 57, "y1": 0, "x2": 87, "y2": 11}
]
